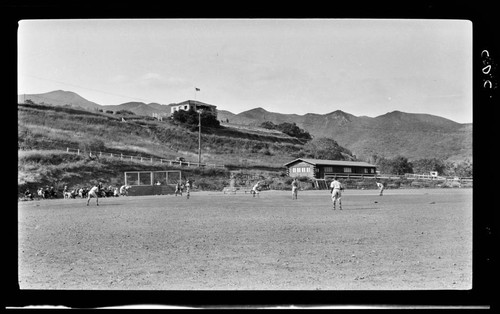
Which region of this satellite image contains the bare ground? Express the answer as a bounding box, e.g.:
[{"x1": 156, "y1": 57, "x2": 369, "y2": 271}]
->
[{"x1": 18, "y1": 188, "x2": 472, "y2": 290}]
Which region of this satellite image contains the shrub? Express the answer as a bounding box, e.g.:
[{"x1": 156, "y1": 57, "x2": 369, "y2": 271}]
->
[
  {"x1": 116, "y1": 110, "x2": 135, "y2": 115},
  {"x1": 260, "y1": 121, "x2": 312, "y2": 141},
  {"x1": 172, "y1": 108, "x2": 221, "y2": 129}
]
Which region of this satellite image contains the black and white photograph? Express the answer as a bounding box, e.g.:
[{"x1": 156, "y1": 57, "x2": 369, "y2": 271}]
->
[{"x1": 10, "y1": 9, "x2": 493, "y2": 309}]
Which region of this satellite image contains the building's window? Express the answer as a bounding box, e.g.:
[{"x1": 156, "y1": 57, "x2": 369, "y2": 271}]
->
[
  {"x1": 364, "y1": 168, "x2": 368, "y2": 173},
  {"x1": 344, "y1": 167, "x2": 352, "y2": 173},
  {"x1": 324, "y1": 166, "x2": 333, "y2": 172},
  {"x1": 371, "y1": 169, "x2": 375, "y2": 173},
  {"x1": 292, "y1": 168, "x2": 296, "y2": 173}
]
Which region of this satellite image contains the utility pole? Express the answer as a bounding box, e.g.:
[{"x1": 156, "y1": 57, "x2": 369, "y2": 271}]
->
[{"x1": 198, "y1": 109, "x2": 202, "y2": 166}]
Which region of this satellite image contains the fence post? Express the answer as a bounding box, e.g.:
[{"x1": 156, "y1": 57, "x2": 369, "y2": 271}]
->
[
  {"x1": 67, "y1": 147, "x2": 69, "y2": 152},
  {"x1": 110, "y1": 153, "x2": 113, "y2": 157},
  {"x1": 77, "y1": 149, "x2": 80, "y2": 155},
  {"x1": 141, "y1": 157, "x2": 143, "y2": 162},
  {"x1": 121, "y1": 154, "x2": 123, "y2": 160},
  {"x1": 151, "y1": 157, "x2": 153, "y2": 163}
]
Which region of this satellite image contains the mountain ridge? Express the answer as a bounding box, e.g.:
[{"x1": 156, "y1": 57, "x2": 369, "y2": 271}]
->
[{"x1": 18, "y1": 90, "x2": 472, "y2": 161}]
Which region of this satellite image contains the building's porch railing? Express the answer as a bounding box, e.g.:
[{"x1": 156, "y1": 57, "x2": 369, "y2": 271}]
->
[{"x1": 322, "y1": 172, "x2": 376, "y2": 180}]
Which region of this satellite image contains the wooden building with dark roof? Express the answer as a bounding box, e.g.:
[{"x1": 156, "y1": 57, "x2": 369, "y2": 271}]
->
[{"x1": 284, "y1": 158, "x2": 377, "y2": 179}]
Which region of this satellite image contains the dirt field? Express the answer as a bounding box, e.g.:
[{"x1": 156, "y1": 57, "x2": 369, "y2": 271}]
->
[{"x1": 18, "y1": 188, "x2": 472, "y2": 290}]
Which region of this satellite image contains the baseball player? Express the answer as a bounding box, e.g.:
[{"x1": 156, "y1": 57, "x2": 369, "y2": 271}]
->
[
  {"x1": 185, "y1": 179, "x2": 191, "y2": 199},
  {"x1": 86, "y1": 184, "x2": 100, "y2": 206},
  {"x1": 376, "y1": 181, "x2": 384, "y2": 196},
  {"x1": 330, "y1": 176, "x2": 343, "y2": 210},
  {"x1": 174, "y1": 182, "x2": 183, "y2": 196},
  {"x1": 291, "y1": 178, "x2": 299, "y2": 200},
  {"x1": 251, "y1": 181, "x2": 261, "y2": 198}
]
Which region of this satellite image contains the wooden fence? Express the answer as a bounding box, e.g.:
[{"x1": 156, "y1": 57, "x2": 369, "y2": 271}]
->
[
  {"x1": 404, "y1": 173, "x2": 472, "y2": 182},
  {"x1": 322, "y1": 172, "x2": 472, "y2": 182},
  {"x1": 66, "y1": 147, "x2": 226, "y2": 169}
]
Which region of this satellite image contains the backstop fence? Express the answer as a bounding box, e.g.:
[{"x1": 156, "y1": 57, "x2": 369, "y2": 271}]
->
[{"x1": 124, "y1": 170, "x2": 182, "y2": 196}]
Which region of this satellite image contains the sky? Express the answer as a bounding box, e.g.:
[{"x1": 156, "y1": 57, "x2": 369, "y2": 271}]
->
[{"x1": 18, "y1": 19, "x2": 472, "y2": 123}]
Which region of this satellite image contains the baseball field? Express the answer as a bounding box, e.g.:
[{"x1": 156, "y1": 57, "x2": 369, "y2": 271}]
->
[{"x1": 18, "y1": 188, "x2": 472, "y2": 290}]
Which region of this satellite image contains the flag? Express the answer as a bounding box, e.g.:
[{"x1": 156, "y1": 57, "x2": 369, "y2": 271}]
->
[{"x1": 195, "y1": 87, "x2": 200, "y2": 91}]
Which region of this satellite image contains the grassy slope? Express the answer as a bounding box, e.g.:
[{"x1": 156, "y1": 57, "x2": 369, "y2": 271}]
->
[
  {"x1": 18, "y1": 104, "x2": 306, "y2": 192},
  {"x1": 18, "y1": 150, "x2": 234, "y2": 193},
  {"x1": 18, "y1": 103, "x2": 304, "y2": 165}
]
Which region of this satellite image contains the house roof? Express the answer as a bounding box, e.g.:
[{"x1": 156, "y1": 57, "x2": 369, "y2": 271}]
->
[
  {"x1": 176, "y1": 100, "x2": 216, "y2": 108},
  {"x1": 284, "y1": 158, "x2": 376, "y2": 168}
]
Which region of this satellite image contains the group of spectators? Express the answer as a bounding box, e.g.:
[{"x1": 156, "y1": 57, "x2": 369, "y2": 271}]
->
[
  {"x1": 22, "y1": 183, "x2": 130, "y2": 200},
  {"x1": 23, "y1": 186, "x2": 58, "y2": 200},
  {"x1": 63, "y1": 184, "x2": 123, "y2": 198}
]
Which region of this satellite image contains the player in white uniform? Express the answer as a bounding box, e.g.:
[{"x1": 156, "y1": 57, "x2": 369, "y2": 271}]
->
[
  {"x1": 330, "y1": 177, "x2": 343, "y2": 210},
  {"x1": 376, "y1": 181, "x2": 384, "y2": 196},
  {"x1": 251, "y1": 182, "x2": 260, "y2": 198},
  {"x1": 87, "y1": 185, "x2": 100, "y2": 206},
  {"x1": 119, "y1": 185, "x2": 130, "y2": 196},
  {"x1": 291, "y1": 178, "x2": 298, "y2": 200}
]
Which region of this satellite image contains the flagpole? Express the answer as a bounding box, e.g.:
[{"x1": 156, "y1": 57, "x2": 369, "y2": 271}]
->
[{"x1": 198, "y1": 109, "x2": 202, "y2": 165}]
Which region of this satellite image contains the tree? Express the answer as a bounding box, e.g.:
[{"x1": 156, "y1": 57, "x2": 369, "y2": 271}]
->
[
  {"x1": 260, "y1": 121, "x2": 277, "y2": 130},
  {"x1": 411, "y1": 158, "x2": 446, "y2": 175},
  {"x1": 172, "y1": 108, "x2": 220, "y2": 129},
  {"x1": 260, "y1": 121, "x2": 312, "y2": 141},
  {"x1": 116, "y1": 110, "x2": 135, "y2": 115},
  {"x1": 444, "y1": 159, "x2": 472, "y2": 177},
  {"x1": 302, "y1": 137, "x2": 353, "y2": 160},
  {"x1": 391, "y1": 156, "x2": 413, "y2": 175},
  {"x1": 276, "y1": 122, "x2": 312, "y2": 141},
  {"x1": 375, "y1": 156, "x2": 413, "y2": 175},
  {"x1": 454, "y1": 159, "x2": 473, "y2": 177}
]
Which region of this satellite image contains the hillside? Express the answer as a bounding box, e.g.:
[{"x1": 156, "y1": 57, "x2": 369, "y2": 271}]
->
[
  {"x1": 18, "y1": 90, "x2": 472, "y2": 161},
  {"x1": 17, "y1": 103, "x2": 307, "y2": 170},
  {"x1": 218, "y1": 108, "x2": 472, "y2": 161},
  {"x1": 101, "y1": 102, "x2": 173, "y2": 116},
  {"x1": 17, "y1": 102, "x2": 330, "y2": 194}
]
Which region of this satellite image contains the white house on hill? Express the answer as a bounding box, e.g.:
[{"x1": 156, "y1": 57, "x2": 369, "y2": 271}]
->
[{"x1": 170, "y1": 100, "x2": 217, "y2": 117}]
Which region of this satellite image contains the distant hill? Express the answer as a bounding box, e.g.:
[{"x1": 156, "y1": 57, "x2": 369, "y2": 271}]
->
[
  {"x1": 19, "y1": 90, "x2": 472, "y2": 161},
  {"x1": 18, "y1": 90, "x2": 101, "y2": 110},
  {"x1": 18, "y1": 90, "x2": 174, "y2": 117},
  {"x1": 218, "y1": 108, "x2": 472, "y2": 161}
]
